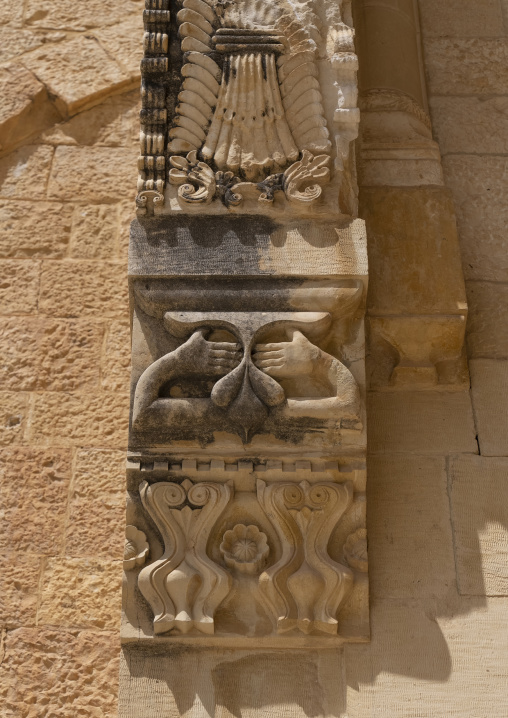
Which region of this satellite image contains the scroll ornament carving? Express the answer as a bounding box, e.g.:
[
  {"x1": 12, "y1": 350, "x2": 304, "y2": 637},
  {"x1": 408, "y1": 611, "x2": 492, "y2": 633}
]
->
[
  {"x1": 123, "y1": 526, "x2": 149, "y2": 570},
  {"x1": 257, "y1": 480, "x2": 354, "y2": 635},
  {"x1": 138, "y1": 479, "x2": 232, "y2": 634}
]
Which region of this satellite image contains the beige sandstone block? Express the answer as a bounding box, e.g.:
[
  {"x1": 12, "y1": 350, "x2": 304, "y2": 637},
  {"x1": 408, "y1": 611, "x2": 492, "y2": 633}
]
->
[
  {"x1": 0, "y1": 26, "x2": 47, "y2": 64},
  {"x1": 38, "y1": 557, "x2": 122, "y2": 630},
  {"x1": 24, "y1": 36, "x2": 132, "y2": 117},
  {"x1": 424, "y1": 39, "x2": 508, "y2": 95},
  {"x1": 0, "y1": 64, "x2": 60, "y2": 157},
  {"x1": 70, "y1": 205, "x2": 118, "y2": 260},
  {"x1": 0, "y1": 200, "x2": 71, "y2": 258},
  {"x1": 94, "y1": 14, "x2": 144, "y2": 80},
  {"x1": 0, "y1": 260, "x2": 40, "y2": 314},
  {"x1": 0, "y1": 627, "x2": 119, "y2": 717},
  {"x1": 346, "y1": 598, "x2": 508, "y2": 717},
  {"x1": 431, "y1": 97, "x2": 508, "y2": 156},
  {"x1": 368, "y1": 456, "x2": 456, "y2": 599},
  {"x1": 48, "y1": 146, "x2": 137, "y2": 203},
  {"x1": 419, "y1": 0, "x2": 504, "y2": 37},
  {"x1": 39, "y1": 261, "x2": 129, "y2": 319},
  {"x1": 0, "y1": 0, "x2": 23, "y2": 26},
  {"x1": 0, "y1": 392, "x2": 29, "y2": 446},
  {"x1": 117, "y1": 200, "x2": 134, "y2": 265},
  {"x1": 443, "y1": 156, "x2": 508, "y2": 282},
  {"x1": 368, "y1": 391, "x2": 477, "y2": 455},
  {"x1": 25, "y1": 0, "x2": 141, "y2": 31},
  {"x1": 0, "y1": 144, "x2": 54, "y2": 199},
  {"x1": 361, "y1": 187, "x2": 466, "y2": 315},
  {"x1": 41, "y1": 89, "x2": 140, "y2": 148},
  {"x1": 0, "y1": 553, "x2": 41, "y2": 628},
  {"x1": 0, "y1": 448, "x2": 72, "y2": 553},
  {"x1": 0, "y1": 317, "x2": 103, "y2": 392},
  {"x1": 466, "y1": 281, "x2": 508, "y2": 358},
  {"x1": 65, "y1": 448, "x2": 126, "y2": 559},
  {"x1": 101, "y1": 320, "x2": 131, "y2": 392},
  {"x1": 450, "y1": 455, "x2": 508, "y2": 596},
  {"x1": 29, "y1": 392, "x2": 129, "y2": 448},
  {"x1": 470, "y1": 360, "x2": 508, "y2": 456}
]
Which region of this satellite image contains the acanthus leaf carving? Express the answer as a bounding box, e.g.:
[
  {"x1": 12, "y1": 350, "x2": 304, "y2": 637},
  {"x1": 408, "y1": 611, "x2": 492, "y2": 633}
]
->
[
  {"x1": 138, "y1": 479, "x2": 233, "y2": 635},
  {"x1": 169, "y1": 151, "x2": 216, "y2": 204},
  {"x1": 257, "y1": 479, "x2": 354, "y2": 635}
]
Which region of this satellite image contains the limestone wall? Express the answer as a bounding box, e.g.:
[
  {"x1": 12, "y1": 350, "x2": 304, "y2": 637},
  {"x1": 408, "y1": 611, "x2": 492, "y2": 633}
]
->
[{"x1": 0, "y1": 0, "x2": 506, "y2": 716}]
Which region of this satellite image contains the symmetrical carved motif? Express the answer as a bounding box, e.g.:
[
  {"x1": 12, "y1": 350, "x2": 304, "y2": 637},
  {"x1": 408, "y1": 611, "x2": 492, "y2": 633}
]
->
[
  {"x1": 138, "y1": 479, "x2": 232, "y2": 634},
  {"x1": 257, "y1": 480, "x2": 354, "y2": 635},
  {"x1": 220, "y1": 524, "x2": 269, "y2": 575}
]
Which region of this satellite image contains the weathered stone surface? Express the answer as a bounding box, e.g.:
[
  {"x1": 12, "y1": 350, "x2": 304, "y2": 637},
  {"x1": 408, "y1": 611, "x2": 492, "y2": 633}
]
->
[
  {"x1": 0, "y1": 260, "x2": 40, "y2": 314},
  {"x1": 38, "y1": 557, "x2": 122, "y2": 629},
  {"x1": 419, "y1": 0, "x2": 505, "y2": 37},
  {"x1": 65, "y1": 449, "x2": 126, "y2": 559},
  {"x1": 0, "y1": 200, "x2": 71, "y2": 258},
  {"x1": 466, "y1": 281, "x2": 508, "y2": 359},
  {"x1": 368, "y1": 455, "x2": 456, "y2": 599},
  {"x1": 29, "y1": 392, "x2": 129, "y2": 448},
  {"x1": 48, "y1": 146, "x2": 137, "y2": 202},
  {"x1": 0, "y1": 64, "x2": 60, "y2": 156},
  {"x1": 361, "y1": 187, "x2": 466, "y2": 315},
  {"x1": 431, "y1": 97, "x2": 508, "y2": 156},
  {"x1": 0, "y1": 0, "x2": 23, "y2": 26},
  {"x1": 346, "y1": 598, "x2": 508, "y2": 717},
  {"x1": 94, "y1": 15, "x2": 144, "y2": 80},
  {"x1": 0, "y1": 392, "x2": 29, "y2": 446},
  {"x1": 0, "y1": 448, "x2": 72, "y2": 553},
  {"x1": 424, "y1": 39, "x2": 508, "y2": 95},
  {"x1": 39, "y1": 261, "x2": 129, "y2": 319},
  {"x1": 0, "y1": 144, "x2": 54, "y2": 199},
  {"x1": 101, "y1": 320, "x2": 131, "y2": 392},
  {"x1": 42, "y1": 89, "x2": 139, "y2": 148},
  {"x1": 443, "y1": 156, "x2": 508, "y2": 282},
  {"x1": 368, "y1": 391, "x2": 477, "y2": 455},
  {"x1": 0, "y1": 553, "x2": 41, "y2": 628},
  {"x1": 0, "y1": 26, "x2": 47, "y2": 64},
  {"x1": 470, "y1": 360, "x2": 508, "y2": 456},
  {"x1": 24, "y1": 36, "x2": 132, "y2": 117},
  {"x1": 25, "y1": 0, "x2": 141, "y2": 31},
  {"x1": 0, "y1": 317, "x2": 103, "y2": 391},
  {"x1": 450, "y1": 455, "x2": 508, "y2": 596},
  {"x1": 70, "y1": 205, "x2": 118, "y2": 259},
  {"x1": 0, "y1": 627, "x2": 120, "y2": 717}
]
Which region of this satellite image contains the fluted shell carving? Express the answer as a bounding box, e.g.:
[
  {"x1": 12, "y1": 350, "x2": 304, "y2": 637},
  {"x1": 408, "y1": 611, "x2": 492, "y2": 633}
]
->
[
  {"x1": 168, "y1": 0, "x2": 332, "y2": 205},
  {"x1": 220, "y1": 524, "x2": 269, "y2": 574}
]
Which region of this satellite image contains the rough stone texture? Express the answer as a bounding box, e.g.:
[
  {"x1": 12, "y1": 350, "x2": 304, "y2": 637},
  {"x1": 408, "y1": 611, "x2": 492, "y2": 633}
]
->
[
  {"x1": 0, "y1": 64, "x2": 60, "y2": 156},
  {"x1": 0, "y1": 0, "x2": 24, "y2": 26},
  {"x1": 25, "y1": 0, "x2": 141, "y2": 32},
  {"x1": 0, "y1": 26, "x2": 47, "y2": 65},
  {"x1": 368, "y1": 456, "x2": 456, "y2": 599},
  {"x1": 430, "y1": 97, "x2": 508, "y2": 157},
  {"x1": 0, "y1": 144, "x2": 54, "y2": 199},
  {"x1": 449, "y1": 455, "x2": 508, "y2": 596},
  {"x1": 0, "y1": 260, "x2": 40, "y2": 315},
  {"x1": 0, "y1": 553, "x2": 41, "y2": 628},
  {"x1": 39, "y1": 261, "x2": 129, "y2": 319},
  {"x1": 0, "y1": 391, "x2": 29, "y2": 446},
  {"x1": 48, "y1": 146, "x2": 137, "y2": 203},
  {"x1": 70, "y1": 206, "x2": 119, "y2": 260},
  {"x1": 368, "y1": 391, "x2": 478, "y2": 455},
  {"x1": 0, "y1": 200, "x2": 72, "y2": 258},
  {"x1": 24, "y1": 36, "x2": 132, "y2": 117},
  {"x1": 38, "y1": 557, "x2": 122, "y2": 630},
  {"x1": 442, "y1": 156, "x2": 508, "y2": 282},
  {"x1": 65, "y1": 449, "x2": 126, "y2": 559},
  {"x1": 419, "y1": 0, "x2": 505, "y2": 37},
  {"x1": 0, "y1": 627, "x2": 120, "y2": 717},
  {"x1": 0, "y1": 317, "x2": 103, "y2": 391},
  {"x1": 470, "y1": 360, "x2": 508, "y2": 456},
  {"x1": 0, "y1": 448, "x2": 72, "y2": 553},
  {"x1": 28, "y1": 392, "x2": 129, "y2": 448},
  {"x1": 424, "y1": 39, "x2": 508, "y2": 96},
  {"x1": 94, "y1": 15, "x2": 144, "y2": 80},
  {"x1": 101, "y1": 321, "x2": 131, "y2": 393},
  {"x1": 41, "y1": 90, "x2": 139, "y2": 148},
  {"x1": 466, "y1": 282, "x2": 508, "y2": 359}
]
